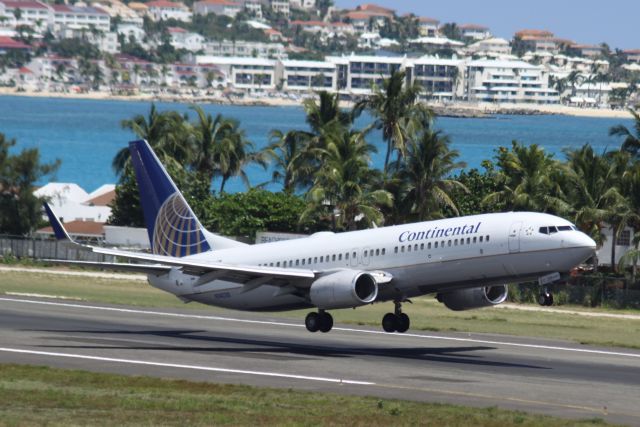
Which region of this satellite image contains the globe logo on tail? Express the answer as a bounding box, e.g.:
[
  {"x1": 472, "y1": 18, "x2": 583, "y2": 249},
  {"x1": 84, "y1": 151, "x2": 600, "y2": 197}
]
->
[{"x1": 152, "y1": 193, "x2": 210, "y2": 257}]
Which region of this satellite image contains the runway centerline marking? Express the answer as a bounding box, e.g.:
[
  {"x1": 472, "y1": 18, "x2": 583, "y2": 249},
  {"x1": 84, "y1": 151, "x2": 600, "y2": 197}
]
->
[
  {"x1": 2, "y1": 296, "x2": 640, "y2": 359},
  {"x1": 0, "y1": 347, "x2": 374, "y2": 386}
]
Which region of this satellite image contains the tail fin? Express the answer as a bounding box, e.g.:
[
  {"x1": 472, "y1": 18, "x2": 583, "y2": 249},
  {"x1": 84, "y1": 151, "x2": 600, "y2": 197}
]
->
[{"x1": 128, "y1": 139, "x2": 244, "y2": 257}]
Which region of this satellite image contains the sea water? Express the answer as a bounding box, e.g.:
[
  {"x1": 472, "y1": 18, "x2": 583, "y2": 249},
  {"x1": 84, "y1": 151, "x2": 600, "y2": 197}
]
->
[{"x1": 0, "y1": 95, "x2": 633, "y2": 193}]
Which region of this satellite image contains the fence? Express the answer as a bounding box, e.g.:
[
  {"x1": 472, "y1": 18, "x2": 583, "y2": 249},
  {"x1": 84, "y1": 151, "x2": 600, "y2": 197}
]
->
[{"x1": 0, "y1": 235, "x2": 115, "y2": 263}]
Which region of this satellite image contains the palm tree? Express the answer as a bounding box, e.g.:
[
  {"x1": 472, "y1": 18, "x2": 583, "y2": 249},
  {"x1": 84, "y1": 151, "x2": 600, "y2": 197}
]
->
[
  {"x1": 390, "y1": 129, "x2": 467, "y2": 221},
  {"x1": 563, "y1": 145, "x2": 630, "y2": 270},
  {"x1": 212, "y1": 120, "x2": 266, "y2": 193},
  {"x1": 189, "y1": 105, "x2": 234, "y2": 184},
  {"x1": 267, "y1": 129, "x2": 314, "y2": 193},
  {"x1": 609, "y1": 108, "x2": 640, "y2": 156},
  {"x1": 357, "y1": 70, "x2": 432, "y2": 173},
  {"x1": 484, "y1": 141, "x2": 568, "y2": 214},
  {"x1": 114, "y1": 103, "x2": 189, "y2": 176},
  {"x1": 303, "y1": 90, "x2": 352, "y2": 134},
  {"x1": 301, "y1": 125, "x2": 392, "y2": 230},
  {"x1": 566, "y1": 71, "x2": 583, "y2": 97}
]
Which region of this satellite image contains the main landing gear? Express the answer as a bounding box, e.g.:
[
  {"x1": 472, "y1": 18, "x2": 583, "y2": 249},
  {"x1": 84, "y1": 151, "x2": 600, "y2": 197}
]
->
[
  {"x1": 382, "y1": 301, "x2": 410, "y2": 333},
  {"x1": 305, "y1": 310, "x2": 333, "y2": 333},
  {"x1": 538, "y1": 289, "x2": 554, "y2": 306}
]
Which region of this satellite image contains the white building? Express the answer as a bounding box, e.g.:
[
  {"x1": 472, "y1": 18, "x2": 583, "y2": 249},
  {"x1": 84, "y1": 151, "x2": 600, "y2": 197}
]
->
[
  {"x1": 326, "y1": 54, "x2": 407, "y2": 95},
  {"x1": 466, "y1": 37, "x2": 511, "y2": 56},
  {"x1": 0, "y1": 0, "x2": 52, "y2": 33},
  {"x1": 411, "y1": 56, "x2": 463, "y2": 101},
  {"x1": 597, "y1": 226, "x2": 635, "y2": 267},
  {"x1": 465, "y1": 59, "x2": 559, "y2": 104},
  {"x1": 55, "y1": 27, "x2": 119, "y2": 54},
  {"x1": 408, "y1": 36, "x2": 465, "y2": 51},
  {"x1": 167, "y1": 27, "x2": 204, "y2": 51},
  {"x1": 92, "y1": 0, "x2": 143, "y2": 26},
  {"x1": 289, "y1": 0, "x2": 315, "y2": 9},
  {"x1": 625, "y1": 49, "x2": 640, "y2": 64},
  {"x1": 417, "y1": 16, "x2": 438, "y2": 37},
  {"x1": 280, "y1": 59, "x2": 336, "y2": 91},
  {"x1": 242, "y1": 0, "x2": 262, "y2": 18},
  {"x1": 117, "y1": 24, "x2": 146, "y2": 45},
  {"x1": 203, "y1": 39, "x2": 286, "y2": 58},
  {"x1": 269, "y1": 0, "x2": 289, "y2": 17},
  {"x1": 193, "y1": 0, "x2": 241, "y2": 18},
  {"x1": 34, "y1": 183, "x2": 114, "y2": 223},
  {"x1": 146, "y1": 0, "x2": 191, "y2": 22},
  {"x1": 196, "y1": 55, "x2": 277, "y2": 90},
  {"x1": 52, "y1": 4, "x2": 111, "y2": 32},
  {"x1": 459, "y1": 24, "x2": 491, "y2": 40}
]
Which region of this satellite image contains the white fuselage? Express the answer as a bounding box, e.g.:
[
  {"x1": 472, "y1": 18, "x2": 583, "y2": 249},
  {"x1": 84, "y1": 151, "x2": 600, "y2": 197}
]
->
[{"x1": 148, "y1": 212, "x2": 596, "y2": 311}]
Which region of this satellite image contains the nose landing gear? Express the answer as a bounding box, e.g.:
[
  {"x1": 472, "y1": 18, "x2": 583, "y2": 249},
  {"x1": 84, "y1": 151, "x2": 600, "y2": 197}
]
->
[
  {"x1": 305, "y1": 310, "x2": 333, "y2": 333},
  {"x1": 538, "y1": 290, "x2": 554, "y2": 306},
  {"x1": 382, "y1": 301, "x2": 410, "y2": 333}
]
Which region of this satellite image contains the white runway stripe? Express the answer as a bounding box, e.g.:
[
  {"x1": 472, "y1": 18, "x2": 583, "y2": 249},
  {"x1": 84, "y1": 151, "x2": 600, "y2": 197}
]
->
[{"x1": 0, "y1": 347, "x2": 375, "y2": 385}]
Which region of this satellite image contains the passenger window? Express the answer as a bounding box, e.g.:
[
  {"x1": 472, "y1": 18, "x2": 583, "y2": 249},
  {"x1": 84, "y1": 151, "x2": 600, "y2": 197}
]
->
[
  {"x1": 314, "y1": 257, "x2": 317, "y2": 263},
  {"x1": 382, "y1": 248, "x2": 385, "y2": 255},
  {"x1": 394, "y1": 247, "x2": 398, "y2": 253},
  {"x1": 459, "y1": 239, "x2": 464, "y2": 246},
  {"x1": 345, "y1": 253, "x2": 349, "y2": 260},
  {"x1": 338, "y1": 254, "x2": 342, "y2": 261},
  {"x1": 479, "y1": 236, "x2": 483, "y2": 243},
  {"x1": 408, "y1": 245, "x2": 412, "y2": 252},
  {"x1": 454, "y1": 239, "x2": 458, "y2": 246},
  {"x1": 486, "y1": 235, "x2": 490, "y2": 242},
  {"x1": 270, "y1": 263, "x2": 273, "y2": 266},
  {"x1": 441, "y1": 241, "x2": 445, "y2": 248},
  {"x1": 448, "y1": 240, "x2": 452, "y2": 247},
  {"x1": 467, "y1": 237, "x2": 471, "y2": 244},
  {"x1": 376, "y1": 249, "x2": 380, "y2": 256},
  {"x1": 364, "y1": 250, "x2": 368, "y2": 256},
  {"x1": 353, "y1": 251, "x2": 357, "y2": 258},
  {"x1": 414, "y1": 244, "x2": 418, "y2": 251},
  {"x1": 420, "y1": 243, "x2": 424, "y2": 250},
  {"x1": 277, "y1": 262, "x2": 280, "y2": 267},
  {"x1": 289, "y1": 260, "x2": 293, "y2": 267},
  {"x1": 296, "y1": 260, "x2": 300, "y2": 266},
  {"x1": 428, "y1": 242, "x2": 431, "y2": 249},
  {"x1": 401, "y1": 246, "x2": 405, "y2": 253},
  {"x1": 332, "y1": 254, "x2": 336, "y2": 261},
  {"x1": 434, "y1": 242, "x2": 438, "y2": 248}
]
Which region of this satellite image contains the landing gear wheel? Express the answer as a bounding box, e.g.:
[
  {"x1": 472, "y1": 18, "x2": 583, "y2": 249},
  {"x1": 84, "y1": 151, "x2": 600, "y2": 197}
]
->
[
  {"x1": 382, "y1": 313, "x2": 397, "y2": 333},
  {"x1": 538, "y1": 292, "x2": 554, "y2": 306},
  {"x1": 318, "y1": 312, "x2": 333, "y2": 333},
  {"x1": 396, "y1": 313, "x2": 410, "y2": 333},
  {"x1": 305, "y1": 312, "x2": 320, "y2": 332}
]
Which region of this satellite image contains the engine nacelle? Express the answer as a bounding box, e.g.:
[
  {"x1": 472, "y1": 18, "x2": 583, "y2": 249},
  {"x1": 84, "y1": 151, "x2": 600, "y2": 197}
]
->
[
  {"x1": 309, "y1": 270, "x2": 378, "y2": 310},
  {"x1": 437, "y1": 285, "x2": 508, "y2": 311}
]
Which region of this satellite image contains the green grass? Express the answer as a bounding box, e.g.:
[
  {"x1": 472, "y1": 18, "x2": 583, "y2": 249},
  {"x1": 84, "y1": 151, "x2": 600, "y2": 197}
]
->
[
  {"x1": 0, "y1": 364, "x2": 611, "y2": 426},
  {"x1": 2, "y1": 269, "x2": 640, "y2": 349}
]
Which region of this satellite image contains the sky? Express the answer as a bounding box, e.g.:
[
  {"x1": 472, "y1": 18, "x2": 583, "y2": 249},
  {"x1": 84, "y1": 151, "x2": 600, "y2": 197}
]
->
[{"x1": 335, "y1": 0, "x2": 639, "y2": 50}]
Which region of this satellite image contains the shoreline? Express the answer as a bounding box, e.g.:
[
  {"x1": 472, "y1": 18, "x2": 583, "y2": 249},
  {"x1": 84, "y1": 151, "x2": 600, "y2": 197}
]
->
[{"x1": 0, "y1": 87, "x2": 634, "y2": 119}]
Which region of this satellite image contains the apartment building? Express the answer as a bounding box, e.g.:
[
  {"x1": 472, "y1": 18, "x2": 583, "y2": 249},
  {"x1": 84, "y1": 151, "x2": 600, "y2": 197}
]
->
[
  {"x1": 269, "y1": 0, "x2": 289, "y2": 17},
  {"x1": 417, "y1": 16, "x2": 439, "y2": 37},
  {"x1": 514, "y1": 30, "x2": 559, "y2": 54},
  {"x1": 193, "y1": 0, "x2": 242, "y2": 18},
  {"x1": 459, "y1": 24, "x2": 491, "y2": 40},
  {"x1": 326, "y1": 54, "x2": 406, "y2": 95},
  {"x1": 624, "y1": 49, "x2": 640, "y2": 64},
  {"x1": 52, "y1": 4, "x2": 111, "y2": 32},
  {"x1": 465, "y1": 59, "x2": 559, "y2": 104},
  {"x1": 55, "y1": 27, "x2": 119, "y2": 53},
  {"x1": 196, "y1": 55, "x2": 277, "y2": 90},
  {"x1": 146, "y1": 0, "x2": 192, "y2": 22},
  {"x1": 466, "y1": 37, "x2": 511, "y2": 56},
  {"x1": 203, "y1": 39, "x2": 286, "y2": 58},
  {"x1": 411, "y1": 56, "x2": 463, "y2": 101},
  {"x1": 0, "y1": 0, "x2": 52, "y2": 33},
  {"x1": 167, "y1": 27, "x2": 205, "y2": 51},
  {"x1": 279, "y1": 59, "x2": 336, "y2": 91}
]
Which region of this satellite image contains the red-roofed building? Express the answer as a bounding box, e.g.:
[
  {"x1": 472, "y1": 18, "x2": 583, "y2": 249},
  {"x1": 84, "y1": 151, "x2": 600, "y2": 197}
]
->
[
  {"x1": 417, "y1": 16, "x2": 439, "y2": 37},
  {"x1": 51, "y1": 4, "x2": 110, "y2": 32},
  {"x1": 38, "y1": 220, "x2": 105, "y2": 241},
  {"x1": 355, "y1": 3, "x2": 394, "y2": 15},
  {"x1": 0, "y1": 36, "x2": 31, "y2": 54},
  {"x1": 514, "y1": 29, "x2": 559, "y2": 54},
  {"x1": 343, "y1": 10, "x2": 391, "y2": 32},
  {"x1": 146, "y1": 0, "x2": 191, "y2": 22},
  {"x1": 264, "y1": 28, "x2": 283, "y2": 42},
  {"x1": 624, "y1": 49, "x2": 640, "y2": 63},
  {"x1": 0, "y1": 0, "x2": 52, "y2": 32},
  {"x1": 193, "y1": 0, "x2": 241, "y2": 17}
]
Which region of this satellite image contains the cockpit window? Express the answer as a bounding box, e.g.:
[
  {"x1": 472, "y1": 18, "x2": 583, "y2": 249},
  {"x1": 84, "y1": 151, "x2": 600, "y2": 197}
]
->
[{"x1": 540, "y1": 225, "x2": 574, "y2": 235}]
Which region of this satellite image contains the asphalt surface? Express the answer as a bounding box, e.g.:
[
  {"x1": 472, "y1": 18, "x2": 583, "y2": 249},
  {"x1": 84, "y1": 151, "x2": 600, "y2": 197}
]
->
[{"x1": 1, "y1": 296, "x2": 639, "y2": 425}]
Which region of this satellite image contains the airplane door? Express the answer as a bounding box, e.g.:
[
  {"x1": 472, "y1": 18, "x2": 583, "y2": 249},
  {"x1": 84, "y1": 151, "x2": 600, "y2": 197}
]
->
[
  {"x1": 350, "y1": 248, "x2": 358, "y2": 267},
  {"x1": 508, "y1": 222, "x2": 522, "y2": 253}
]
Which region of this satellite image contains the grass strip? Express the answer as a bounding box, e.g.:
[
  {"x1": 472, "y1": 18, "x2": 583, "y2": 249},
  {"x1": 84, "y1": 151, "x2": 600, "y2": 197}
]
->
[{"x1": 0, "y1": 364, "x2": 611, "y2": 426}]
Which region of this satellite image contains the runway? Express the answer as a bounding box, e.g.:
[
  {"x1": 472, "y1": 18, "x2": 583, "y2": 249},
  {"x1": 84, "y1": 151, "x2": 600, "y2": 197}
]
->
[{"x1": 1, "y1": 296, "x2": 639, "y2": 425}]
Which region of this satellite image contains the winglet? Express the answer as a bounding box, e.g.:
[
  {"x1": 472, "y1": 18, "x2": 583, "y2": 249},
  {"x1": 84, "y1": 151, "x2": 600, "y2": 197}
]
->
[{"x1": 43, "y1": 203, "x2": 72, "y2": 241}]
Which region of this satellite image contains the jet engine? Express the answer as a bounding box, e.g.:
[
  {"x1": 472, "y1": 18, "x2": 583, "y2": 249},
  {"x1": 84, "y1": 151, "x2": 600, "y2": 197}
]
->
[
  {"x1": 437, "y1": 285, "x2": 508, "y2": 311},
  {"x1": 309, "y1": 270, "x2": 378, "y2": 310}
]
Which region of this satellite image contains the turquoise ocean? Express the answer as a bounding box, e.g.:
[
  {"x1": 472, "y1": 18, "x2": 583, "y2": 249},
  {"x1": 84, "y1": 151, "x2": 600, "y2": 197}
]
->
[{"x1": 0, "y1": 95, "x2": 633, "y2": 193}]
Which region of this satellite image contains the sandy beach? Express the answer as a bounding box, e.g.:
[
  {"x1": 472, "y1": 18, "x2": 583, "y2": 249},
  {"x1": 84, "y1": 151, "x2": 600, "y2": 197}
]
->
[{"x1": 0, "y1": 87, "x2": 635, "y2": 119}]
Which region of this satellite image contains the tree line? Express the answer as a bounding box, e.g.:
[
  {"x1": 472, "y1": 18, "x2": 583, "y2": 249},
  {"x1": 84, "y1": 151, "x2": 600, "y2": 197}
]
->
[{"x1": 2, "y1": 71, "x2": 640, "y2": 278}]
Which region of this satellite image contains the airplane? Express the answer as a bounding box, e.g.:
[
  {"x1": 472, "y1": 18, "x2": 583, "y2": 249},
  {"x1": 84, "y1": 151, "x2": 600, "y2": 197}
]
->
[{"x1": 43, "y1": 139, "x2": 597, "y2": 334}]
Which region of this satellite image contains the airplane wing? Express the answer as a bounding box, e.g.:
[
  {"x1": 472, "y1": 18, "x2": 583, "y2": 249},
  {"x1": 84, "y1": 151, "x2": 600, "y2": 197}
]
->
[{"x1": 43, "y1": 203, "x2": 316, "y2": 286}]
